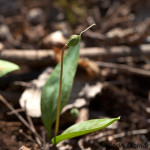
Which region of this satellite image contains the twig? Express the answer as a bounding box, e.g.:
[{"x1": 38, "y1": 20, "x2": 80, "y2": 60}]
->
[
  {"x1": 24, "y1": 101, "x2": 43, "y2": 146},
  {"x1": 42, "y1": 129, "x2": 46, "y2": 150},
  {"x1": 7, "y1": 108, "x2": 25, "y2": 115},
  {"x1": 85, "y1": 128, "x2": 149, "y2": 143},
  {"x1": 0, "y1": 120, "x2": 21, "y2": 125},
  {"x1": 42, "y1": 130, "x2": 50, "y2": 150},
  {"x1": 19, "y1": 129, "x2": 35, "y2": 142},
  {"x1": 80, "y1": 23, "x2": 96, "y2": 35},
  {"x1": 0, "y1": 94, "x2": 31, "y2": 129},
  {"x1": 99, "y1": 129, "x2": 149, "y2": 142},
  {"x1": 1, "y1": 44, "x2": 150, "y2": 66},
  {"x1": 113, "y1": 129, "x2": 148, "y2": 139},
  {"x1": 0, "y1": 94, "x2": 43, "y2": 147},
  {"x1": 78, "y1": 139, "x2": 85, "y2": 150},
  {"x1": 97, "y1": 61, "x2": 150, "y2": 77},
  {"x1": 76, "y1": 108, "x2": 89, "y2": 123},
  {"x1": 85, "y1": 131, "x2": 112, "y2": 141}
]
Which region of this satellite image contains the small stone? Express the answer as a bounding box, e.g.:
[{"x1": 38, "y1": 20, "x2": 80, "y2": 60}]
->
[
  {"x1": 0, "y1": 24, "x2": 13, "y2": 41},
  {"x1": 27, "y1": 8, "x2": 45, "y2": 25},
  {"x1": 43, "y1": 30, "x2": 67, "y2": 48}
]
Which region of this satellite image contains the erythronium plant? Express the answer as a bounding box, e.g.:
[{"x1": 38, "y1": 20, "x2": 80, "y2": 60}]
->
[{"x1": 41, "y1": 24, "x2": 120, "y2": 145}]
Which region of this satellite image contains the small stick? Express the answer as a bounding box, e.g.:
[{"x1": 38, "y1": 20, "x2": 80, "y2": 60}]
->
[
  {"x1": 42, "y1": 129, "x2": 46, "y2": 150},
  {"x1": 24, "y1": 102, "x2": 43, "y2": 146},
  {"x1": 80, "y1": 23, "x2": 96, "y2": 35},
  {"x1": 98, "y1": 129, "x2": 149, "y2": 142},
  {"x1": 96, "y1": 61, "x2": 150, "y2": 77},
  {"x1": 0, "y1": 94, "x2": 31, "y2": 129},
  {"x1": 7, "y1": 108, "x2": 25, "y2": 115},
  {"x1": 19, "y1": 129, "x2": 35, "y2": 142},
  {"x1": 0, "y1": 94, "x2": 43, "y2": 147}
]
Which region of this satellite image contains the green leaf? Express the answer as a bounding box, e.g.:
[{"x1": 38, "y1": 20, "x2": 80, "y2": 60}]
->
[
  {"x1": 41, "y1": 41, "x2": 80, "y2": 137},
  {"x1": 52, "y1": 117, "x2": 120, "y2": 145},
  {"x1": 0, "y1": 60, "x2": 20, "y2": 77}
]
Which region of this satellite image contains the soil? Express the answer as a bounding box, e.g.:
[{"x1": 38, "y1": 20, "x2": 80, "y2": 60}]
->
[{"x1": 0, "y1": 0, "x2": 150, "y2": 149}]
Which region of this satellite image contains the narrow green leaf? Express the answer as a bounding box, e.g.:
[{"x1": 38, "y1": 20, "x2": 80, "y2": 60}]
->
[
  {"x1": 41, "y1": 41, "x2": 80, "y2": 137},
  {"x1": 0, "y1": 60, "x2": 20, "y2": 77},
  {"x1": 52, "y1": 117, "x2": 120, "y2": 144}
]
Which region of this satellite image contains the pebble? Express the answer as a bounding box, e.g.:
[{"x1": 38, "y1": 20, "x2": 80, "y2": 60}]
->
[
  {"x1": 43, "y1": 30, "x2": 67, "y2": 48},
  {"x1": 27, "y1": 8, "x2": 45, "y2": 25},
  {"x1": 0, "y1": 24, "x2": 13, "y2": 41}
]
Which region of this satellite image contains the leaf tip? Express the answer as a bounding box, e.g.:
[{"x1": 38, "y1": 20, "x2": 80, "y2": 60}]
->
[
  {"x1": 117, "y1": 116, "x2": 121, "y2": 120},
  {"x1": 16, "y1": 65, "x2": 20, "y2": 70}
]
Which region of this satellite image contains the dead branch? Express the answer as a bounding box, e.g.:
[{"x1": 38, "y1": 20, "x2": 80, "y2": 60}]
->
[
  {"x1": 19, "y1": 129, "x2": 35, "y2": 143},
  {"x1": 1, "y1": 44, "x2": 150, "y2": 67},
  {"x1": 108, "y1": 129, "x2": 148, "y2": 140},
  {"x1": 85, "y1": 128, "x2": 149, "y2": 143},
  {"x1": 24, "y1": 101, "x2": 43, "y2": 146},
  {"x1": 0, "y1": 94, "x2": 43, "y2": 147},
  {"x1": 0, "y1": 94, "x2": 31, "y2": 129},
  {"x1": 0, "y1": 49, "x2": 55, "y2": 67},
  {"x1": 97, "y1": 61, "x2": 150, "y2": 77}
]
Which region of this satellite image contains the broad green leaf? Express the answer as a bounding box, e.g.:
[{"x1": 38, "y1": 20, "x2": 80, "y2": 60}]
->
[
  {"x1": 41, "y1": 41, "x2": 80, "y2": 137},
  {"x1": 52, "y1": 117, "x2": 120, "y2": 145},
  {"x1": 0, "y1": 60, "x2": 20, "y2": 77}
]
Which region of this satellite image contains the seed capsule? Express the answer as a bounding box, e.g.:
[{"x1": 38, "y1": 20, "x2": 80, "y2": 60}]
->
[{"x1": 66, "y1": 34, "x2": 81, "y2": 47}]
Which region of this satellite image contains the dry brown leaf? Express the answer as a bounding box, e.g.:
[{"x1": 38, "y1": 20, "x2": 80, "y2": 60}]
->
[
  {"x1": 78, "y1": 58, "x2": 100, "y2": 78},
  {"x1": 19, "y1": 67, "x2": 53, "y2": 117}
]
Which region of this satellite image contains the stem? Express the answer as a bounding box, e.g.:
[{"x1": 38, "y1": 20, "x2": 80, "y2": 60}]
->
[
  {"x1": 53, "y1": 23, "x2": 95, "y2": 145},
  {"x1": 80, "y1": 23, "x2": 96, "y2": 35},
  {"x1": 54, "y1": 46, "x2": 66, "y2": 145}
]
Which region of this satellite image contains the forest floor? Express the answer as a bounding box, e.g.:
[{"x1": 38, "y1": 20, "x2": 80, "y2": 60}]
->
[{"x1": 0, "y1": 0, "x2": 150, "y2": 149}]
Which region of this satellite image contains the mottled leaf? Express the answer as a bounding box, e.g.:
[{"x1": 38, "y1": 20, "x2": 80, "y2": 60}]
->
[
  {"x1": 41, "y1": 41, "x2": 80, "y2": 137},
  {"x1": 52, "y1": 117, "x2": 120, "y2": 144}
]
